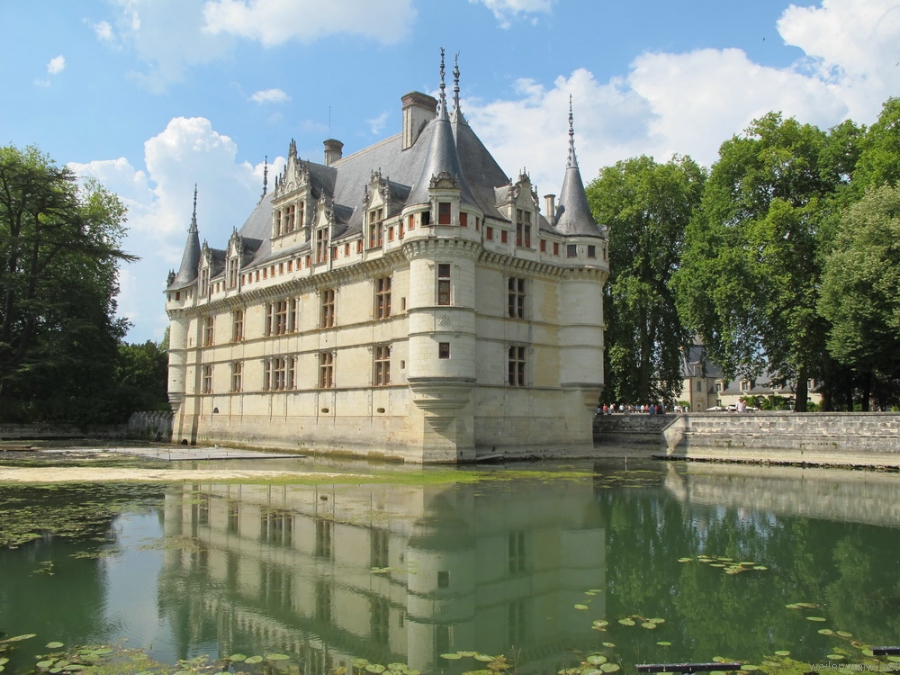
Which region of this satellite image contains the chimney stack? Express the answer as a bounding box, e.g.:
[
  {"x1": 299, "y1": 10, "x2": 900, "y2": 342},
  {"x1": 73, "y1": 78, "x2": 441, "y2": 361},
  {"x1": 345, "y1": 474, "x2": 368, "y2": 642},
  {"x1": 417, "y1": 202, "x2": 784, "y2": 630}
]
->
[
  {"x1": 401, "y1": 92, "x2": 437, "y2": 150},
  {"x1": 323, "y1": 139, "x2": 343, "y2": 166},
  {"x1": 544, "y1": 194, "x2": 557, "y2": 226}
]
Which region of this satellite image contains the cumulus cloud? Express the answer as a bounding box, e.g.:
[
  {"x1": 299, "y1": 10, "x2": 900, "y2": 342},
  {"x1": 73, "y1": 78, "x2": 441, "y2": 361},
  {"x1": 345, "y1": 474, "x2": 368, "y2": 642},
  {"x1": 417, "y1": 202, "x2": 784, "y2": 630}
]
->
[
  {"x1": 250, "y1": 88, "x2": 290, "y2": 104},
  {"x1": 202, "y1": 0, "x2": 416, "y2": 46},
  {"x1": 47, "y1": 55, "x2": 66, "y2": 74},
  {"x1": 470, "y1": 0, "x2": 553, "y2": 27},
  {"x1": 367, "y1": 111, "x2": 389, "y2": 135},
  {"x1": 70, "y1": 116, "x2": 285, "y2": 340}
]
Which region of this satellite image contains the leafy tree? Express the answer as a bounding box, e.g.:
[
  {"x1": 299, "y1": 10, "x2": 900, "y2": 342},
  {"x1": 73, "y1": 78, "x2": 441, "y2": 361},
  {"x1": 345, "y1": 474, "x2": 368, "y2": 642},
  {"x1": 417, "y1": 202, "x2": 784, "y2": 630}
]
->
[
  {"x1": 587, "y1": 155, "x2": 705, "y2": 404},
  {"x1": 675, "y1": 114, "x2": 845, "y2": 411},
  {"x1": 819, "y1": 185, "x2": 900, "y2": 409},
  {"x1": 0, "y1": 145, "x2": 135, "y2": 422},
  {"x1": 853, "y1": 97, "x2": 900, "y2": 191}
]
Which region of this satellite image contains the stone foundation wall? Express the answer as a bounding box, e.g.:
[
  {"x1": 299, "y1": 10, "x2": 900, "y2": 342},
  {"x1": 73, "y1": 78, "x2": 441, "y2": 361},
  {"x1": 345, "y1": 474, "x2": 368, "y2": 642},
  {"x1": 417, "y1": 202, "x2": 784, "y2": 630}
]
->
[{"x1": 592, "y1": 414, "x2": 674, "y2": 446}]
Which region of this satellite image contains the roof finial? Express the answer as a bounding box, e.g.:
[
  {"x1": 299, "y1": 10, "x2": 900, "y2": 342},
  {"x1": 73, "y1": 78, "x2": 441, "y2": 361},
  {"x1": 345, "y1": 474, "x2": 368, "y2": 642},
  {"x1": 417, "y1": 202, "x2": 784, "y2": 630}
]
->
[
  {"x1": 567, "y1": 95, "x2": 578, "y2": 169},
  {"x1": 190, "y1": 183, "x2": 198, "y2": 233},
  {"x1": 262, "y1": 156, "x2": 268, "y2": 199},
  {"x1": 439, "y1": 47, "x2": 448, "y2": 118},
  {"x1": 453, "y1": 52, "x2": 461, "y2": 112}
]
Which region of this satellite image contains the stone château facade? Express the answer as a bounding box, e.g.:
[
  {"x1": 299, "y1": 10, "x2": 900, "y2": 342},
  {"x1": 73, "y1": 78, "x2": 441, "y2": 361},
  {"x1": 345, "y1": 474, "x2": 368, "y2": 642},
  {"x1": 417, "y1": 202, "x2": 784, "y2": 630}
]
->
[{"x1": 165, "y1": 54, "x2": 608, "y2": 463}]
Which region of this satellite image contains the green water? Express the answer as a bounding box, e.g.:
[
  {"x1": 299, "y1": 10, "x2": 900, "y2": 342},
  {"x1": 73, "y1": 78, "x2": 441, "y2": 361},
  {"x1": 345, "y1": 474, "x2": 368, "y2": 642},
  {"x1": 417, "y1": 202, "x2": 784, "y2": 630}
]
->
[{"x1": 1, "y1": 459, "x2": 900, "y2": 674}]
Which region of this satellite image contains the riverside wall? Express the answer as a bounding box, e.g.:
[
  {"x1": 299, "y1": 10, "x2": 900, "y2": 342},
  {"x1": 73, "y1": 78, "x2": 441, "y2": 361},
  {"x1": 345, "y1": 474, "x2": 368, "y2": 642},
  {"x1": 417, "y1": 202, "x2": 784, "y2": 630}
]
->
[
  {"x1": 0, "y1": 411, "x2": 174, "y2": 444},
  {"x1": 594, "y1": 412, "x2": 900, "y2": 468}
]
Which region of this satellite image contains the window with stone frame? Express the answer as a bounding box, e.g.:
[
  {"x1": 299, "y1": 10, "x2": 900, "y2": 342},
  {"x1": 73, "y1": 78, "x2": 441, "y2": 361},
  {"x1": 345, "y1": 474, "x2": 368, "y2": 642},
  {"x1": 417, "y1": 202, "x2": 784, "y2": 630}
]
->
[
  {"x1": 202, "y1": 315, "x2": 215, "y2": 347},
  {"x1": 516, "y1": 209, "x2": 532, "y2": 247},
  {"x1": 273, "y1": 300, "x2": 289, "y2": 335},
  {"x1": 321, "y1": 289, "x2": 335, "y2": 328},
  {"x1": 319, "y1": 351, "x2": 334, "y2": 388},
  {"x1": 231, "y1": 361, "x2": 242, "y2": 393},
  {"x1": 374, "y1": 345, "x2": 391, "y2": 386},
  {"x1": 437, "y1": 264, "x2": 451, "y2": 305},
  {"x1": 288, "y1": 298, "x2": 298, "y2": 333},
  {"x1": 508, "y1": 277, "x2": 525, "y2": 319},
  {"x1": 201, "y1": 364, "x2": 213, "y2": 394},
  {"x1": 368, "y1": 208, "x2": 384, "y2": 249},
  {"x1": 232, "y1": 309, "x2": 243, "y2": 342},
  {"x1": 227, "y1": 256, "x2": 239, "y2": 288},
  {"x1": 283, "y1": 204, "x2": 295, "y2": 234},
  {"x1": 438, "y1": 202, "x2": 451, "y2": 225},
  {"x1": 375, "y1": 276, "x2": 392, "y2": 319},
  {"x1": 263, "y1": 360, "x2": 271, "y2": 391},
  {"x1": 316, "y1": 228, "x2": 328, "y2": 263},
  {"x1": 272, "y1": 357, "x2": 287, "y2": 391},
  {"x1": 567, "y1": 244, "x2": 577, "y2": 258},
  {"x1": 287, "y1": 356, "x2": 296, "y2": 390},
  {"x1": 200, "y1": 267, "x2": 210, "y2": 296},
  {"x1": 508, "y1": 345, "x2": 526, "y2": 386}
]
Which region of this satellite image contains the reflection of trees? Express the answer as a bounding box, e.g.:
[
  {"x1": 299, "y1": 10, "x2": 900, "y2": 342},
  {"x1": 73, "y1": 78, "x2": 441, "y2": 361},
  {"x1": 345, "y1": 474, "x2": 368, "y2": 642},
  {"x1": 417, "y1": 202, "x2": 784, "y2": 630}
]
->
[{"x1": 596, "y1": 473, "x2": 900, "y2": 665}]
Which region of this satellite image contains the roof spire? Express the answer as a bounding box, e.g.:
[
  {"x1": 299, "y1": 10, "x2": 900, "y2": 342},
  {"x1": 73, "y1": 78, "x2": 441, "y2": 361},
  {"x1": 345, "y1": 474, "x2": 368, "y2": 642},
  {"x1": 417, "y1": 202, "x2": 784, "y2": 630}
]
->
[
  {"x1": 190, "y1": 183, "x2": 198, "y2": 233},
  {"x1": 451, "y1": 51, "x2": 467, "y2": 124},
  {"x1": 438, "y1": 47, "x2": 448, "y2": 119},
  {"x1": 261, "y1": 156, "x2": 268, "y2": 201},
  {"x1": 567, "y1": 95, "x2": 578, "y2": 169}
]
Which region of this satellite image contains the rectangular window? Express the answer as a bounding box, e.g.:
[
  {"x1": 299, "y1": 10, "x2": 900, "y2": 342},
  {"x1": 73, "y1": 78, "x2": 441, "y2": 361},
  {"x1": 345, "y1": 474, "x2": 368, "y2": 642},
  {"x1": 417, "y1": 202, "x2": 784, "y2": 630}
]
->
[
  {"x1": 275, "y1": 209, "x2": 282, "y2": 237},
  {"x1": 264, "y1": 303, "x2": 273, "y2": 336},
  {"x1": 438, "y1": 342, "x2": 450, "y2": 359},
  {"x1": 516, "y1": 209, "x2": 531, "y2": 247},
  {"x1": 508, "y1": 277, "x2": 525, "y2": 319},
  {"x1": 508, "y1": 346, "x2": 526, "y2": 386},
  {"x1": 321, "y1": 289, "x2": 335, "y2": 328},
  {"x1": 274, "y1": 300, "x2": 288, "y2": 335},
  {"x1": 408, "y1": 214, "x2": 415, "y2": 231},
  {"x1": 508, "y1": 530, "x2": 526, "y2": 573},
  {"x1": 698, "y1": 380, "x2": 704, "y2": 392},
  {"x1": 316, "y1": 229, "x2": 327, "y2": 263},
  {"x1": 263, "y1": 359, "x2": 271, "y2": 391},
  {"x1": 374, "y1": 345, "x2": 391, "y2": 386},
  {"x1": 587, "y1": 245, "x2": 596, "y2": 258},
  {"x1": 319, "y1": 352, "x2": 334, "y2": 388},
  {"x1": 567, "y1": 244, "x2": 577, "y2": 258},
  {"x1": 202, "y1": 316, "x2": 214, "y2": 347},
  {"x1": 553, "y1": 242, "x2": 559, "y2": 256},
  {"x1": 202, "y1": 364, "x2": 213, "y2": 394},
  {"x1": 371, "y1": 528, "x2": 389, "y2": 569},
  {"x1": 344, "y1": 243, "x2": 350, "y2": 257},
  {"x1": 228, "y1": 257, "x2": 239, "y2": 288},
  {"x1": 287, "y1": 356, "x2": 296, "y2": 390},
  {"x1": 272, "y1": 357, "x2": 286, "y2": 391},
  {"x1": 231, "y1": 362, "x2": 242, "y2": 393},
  {"x1": 437, "y1": 264, "x2": 451, "y2": 306},
  {"x1": 438, "y1": 571, "x2": 450, "y2": 588},
  {"x1": 288, "y1": 298, "x2": 298, "y2": 333},
  {"x1": 368, "y1": 208, "x2": 384, "y2": 248},
  {"x1": 375, "y1": 277, "x2": 392, "y2": 319},
  {"x1": 716, "y1": 382, "x2": 723, "y2": 392},
  {"x1": 501, "y1": 230, "x2": 508, "y2": 244},
  {"x1": 540, "y1": 239, "x2": 546, "y2": 252},
  {"x1": 200, "y1": 268, "x2": 209, "y2": 296},
  {"x1": 232, "y1": 309, "x2": 243, "y2": 342},
  {"x1": 486, "y1": 226, "x2": 493, "y2": 241},
  {"x1": 459, "y1": 212, "x2": 467, "y2": 227},
  {"x1": 421, "y1": 210, "x2": 431, "y2": 226},
  {"x1": 438, "y1": 202, "x2": 451, "y2": 225}
]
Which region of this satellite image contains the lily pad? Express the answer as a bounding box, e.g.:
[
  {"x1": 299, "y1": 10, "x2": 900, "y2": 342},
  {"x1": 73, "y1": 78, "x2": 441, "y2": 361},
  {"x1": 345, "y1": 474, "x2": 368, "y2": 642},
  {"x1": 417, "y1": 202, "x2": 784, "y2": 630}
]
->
[
  {"x1": 458, "y1": 652, "x2": 477, "y2": 657},
  {"x1": 45, "y1": 642, "x2": 65, "y2": 649},
  {"x1": 600, "y1": 664, "x2": 620, "y2": 673},
  {"x1": 836, "y1": 631, "x2": 852, "y2": 638},
  {"x1": 806, "y1": 616, "x2": 827, "y2": 622},
  {"x1": 0, "y1": 634, "x2": 36, "y2": 643},
  {"x1": 827, "y1": 655, "x2": 845, "y2": 660},
  {"x1": 366, "y1": 665, "x2": 386, "y2": 673},
  {"x1": 266, "y1": 653, "x2": 290, "y2": 661},
  {"x1": 574, "y1": 604, "x2": 589, "y2": 610},
  {"x1": 818, "y1": 629, "x2": 834, "y2": 635},
  {"x1": 710, "y1": 563, "x2": 726, "y2": 568},
  {"x1": 753, "y1": 566, "x2": 768, "y2": 571},
  {"x1": 440, "y1": 654, "x2": 462, "y2": 660},
  {"x1": 649, "y1": 618, "x2": 665, "y2": 624},
  {"x1": 602, "y1": 642, "x2": 616, "y2": 648},
  {"x1": 742, "y1": 665, "x2": 759, "y2": 671},
  {"x1": 774, "y1": 651, "x2": 790, "y2": 656},
  {"x1": 678, "y1": 558, "x2": 693, "y2": 563},
  {"x1": 245, "y1": 656, "x2": 264, "y2": 664},
  {"x1": 593, "y1": 620, "x2": 609, "y2": 629},
  {"x1": 618, "y1": 618, "x2": 635, "y2": 626},
  {"x1": 641, "y1": 622, "x2": 657, "y2": 629},
  {"x1": 587, "y1": 655, "x2": 608, "y2": 665},
  {"x1": 228, "y1": 654, "x2": 247, "y2": 662},
  {"x1": 474, "y1": 654, "x2": 495, "y2": 662},
  {"x1": 657, "y1": 642, "x2": 672, "y2": 646},
  {"x1": 36, "y1": 661, "x2": 56, "y2": 669}
]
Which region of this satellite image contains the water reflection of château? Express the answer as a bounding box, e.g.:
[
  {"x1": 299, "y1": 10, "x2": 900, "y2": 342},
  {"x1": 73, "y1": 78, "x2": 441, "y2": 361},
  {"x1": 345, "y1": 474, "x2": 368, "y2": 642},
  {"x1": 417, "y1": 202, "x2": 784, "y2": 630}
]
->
[{"x1": 159, "y1": 479, "x2": 606, "y2": 673}]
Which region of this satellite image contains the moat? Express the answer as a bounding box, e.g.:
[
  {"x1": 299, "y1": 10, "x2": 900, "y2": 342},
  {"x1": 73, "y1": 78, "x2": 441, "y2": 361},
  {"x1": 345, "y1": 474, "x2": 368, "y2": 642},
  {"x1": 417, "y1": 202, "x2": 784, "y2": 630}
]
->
[{"x1": 1, "y1": 457, "x2": 899, "y2": 674}]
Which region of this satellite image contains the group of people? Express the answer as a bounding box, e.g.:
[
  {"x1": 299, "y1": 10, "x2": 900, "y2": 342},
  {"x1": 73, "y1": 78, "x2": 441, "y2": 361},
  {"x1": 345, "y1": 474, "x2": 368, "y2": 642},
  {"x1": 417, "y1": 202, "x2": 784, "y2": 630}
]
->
[{"x1": 596, "y1": 403, "x2": 667, "y2": 415}]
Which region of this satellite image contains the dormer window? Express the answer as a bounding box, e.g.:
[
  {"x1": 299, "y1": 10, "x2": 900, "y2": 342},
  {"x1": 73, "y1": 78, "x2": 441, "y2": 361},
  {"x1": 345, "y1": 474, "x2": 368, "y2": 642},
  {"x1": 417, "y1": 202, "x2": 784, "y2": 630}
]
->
[
  {"x1": 316, "y1": 229, "x2": 328, "y2": 263},
  {"x1": 516, "y1": 209, "x2": 531, "y2": 247},
  {"x1": 368, "y1": 208, "x2": 384, "y2": 249},
  {"x1": 227, "y1": 256, "x2": 239, "y2": 288},
  {"x1": 200, "y1": 268, "x2": 209, "y2": 296},
  {"x1": 438, "y1": 202, "x2": 451, "y2": 225}
]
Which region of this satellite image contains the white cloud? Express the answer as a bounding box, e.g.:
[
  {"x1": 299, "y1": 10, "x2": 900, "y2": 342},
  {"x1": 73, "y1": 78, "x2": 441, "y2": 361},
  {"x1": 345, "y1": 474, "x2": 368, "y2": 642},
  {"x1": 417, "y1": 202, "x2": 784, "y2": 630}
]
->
[
  {"x1": 202, "y1": 0, "x2": 416, "y2": 46},
  {"x1": 70, "y1": 116, "x2": 286, "y2": 340},
  {"x1": 47, "y1": 55, "x2": 66, "y2": 74},
  {"x1": 94, "y1": 20, "x2": 114, "y2": 41},
  {"x1": 470, "y1": 0, "x2": 553, "y2": 27},
  {"x1": 250, "y1": 88, "x2": 290, "y2": 104},
  {"x1": 367, "y1": 111, "x2": 389, "y2": 135},
  {"x1": 104, "y1": 0, "x2": 233, "y2": 91}
]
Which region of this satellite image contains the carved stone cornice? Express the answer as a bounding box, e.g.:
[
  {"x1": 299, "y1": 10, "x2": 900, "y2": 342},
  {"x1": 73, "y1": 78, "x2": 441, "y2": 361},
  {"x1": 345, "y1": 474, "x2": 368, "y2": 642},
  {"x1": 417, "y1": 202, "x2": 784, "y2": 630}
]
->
[{"x1": 402, "y1": 238, "x2": 481, "y2": 262}]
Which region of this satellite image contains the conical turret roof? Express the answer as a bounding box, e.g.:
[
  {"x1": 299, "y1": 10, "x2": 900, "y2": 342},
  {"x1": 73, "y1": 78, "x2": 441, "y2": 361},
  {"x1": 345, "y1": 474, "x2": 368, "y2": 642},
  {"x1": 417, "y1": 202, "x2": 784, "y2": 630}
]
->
[
  {"x1": 169, "y1": 186, "x2": 202, "y2": 289},
  {"x1": 555, "y1": 100, "x2": 602, "y2": 238}
]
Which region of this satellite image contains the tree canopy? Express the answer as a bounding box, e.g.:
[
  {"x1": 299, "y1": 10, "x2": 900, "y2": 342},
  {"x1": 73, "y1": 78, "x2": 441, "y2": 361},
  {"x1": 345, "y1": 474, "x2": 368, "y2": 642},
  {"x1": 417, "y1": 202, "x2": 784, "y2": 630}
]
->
[
  {"x1": 0, "y1": 144, "x2": 140, "y2": 423},
  {"x1": 587, "y1": 155, "x2": 705, "y2": 404}
]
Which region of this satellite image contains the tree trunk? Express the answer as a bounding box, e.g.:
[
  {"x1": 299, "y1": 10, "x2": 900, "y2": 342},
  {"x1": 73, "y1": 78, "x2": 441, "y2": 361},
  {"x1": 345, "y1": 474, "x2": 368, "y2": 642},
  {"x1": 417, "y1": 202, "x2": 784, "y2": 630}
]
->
[{"x1": 794, "y1": 365, "x2": 808, "y2": 412}]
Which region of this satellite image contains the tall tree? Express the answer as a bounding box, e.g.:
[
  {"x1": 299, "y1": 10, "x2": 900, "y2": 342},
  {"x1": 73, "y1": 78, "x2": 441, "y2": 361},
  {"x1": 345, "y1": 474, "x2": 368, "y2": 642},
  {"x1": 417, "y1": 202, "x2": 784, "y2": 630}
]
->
[
  {"x1": 674, "y1": 113, "x2": 841, "y2": 411},
  {"x1": 587, "y1": 155, "x2": 705, "y2": 404},
  {"x1": 0, "y1": 145, "x2": 134, "y2": 422},
  {"x1": 819, "y1": 185, "x2": 900, "y2": 409}
]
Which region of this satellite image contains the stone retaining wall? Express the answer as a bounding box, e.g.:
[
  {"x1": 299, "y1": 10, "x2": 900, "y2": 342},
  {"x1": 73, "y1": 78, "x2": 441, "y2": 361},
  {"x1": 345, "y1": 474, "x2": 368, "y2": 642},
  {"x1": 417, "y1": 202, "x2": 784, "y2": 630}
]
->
[{"x1": 592, "y1": 414, "x2": 674, "y2": 446}]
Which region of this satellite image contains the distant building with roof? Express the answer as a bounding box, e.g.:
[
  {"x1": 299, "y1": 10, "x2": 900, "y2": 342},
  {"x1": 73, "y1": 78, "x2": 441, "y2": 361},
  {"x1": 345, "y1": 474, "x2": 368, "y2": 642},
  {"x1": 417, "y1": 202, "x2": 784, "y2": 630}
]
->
[{"x1": 164, "y1": 52, "x2": 609, "y2": 463}]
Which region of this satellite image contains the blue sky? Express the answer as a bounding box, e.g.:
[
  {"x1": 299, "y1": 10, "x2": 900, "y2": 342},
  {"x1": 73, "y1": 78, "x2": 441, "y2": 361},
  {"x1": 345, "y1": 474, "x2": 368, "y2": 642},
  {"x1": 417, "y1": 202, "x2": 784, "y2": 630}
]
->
[{"x1": 2, "y1": 0, "x2": 899, "y2": 343}]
